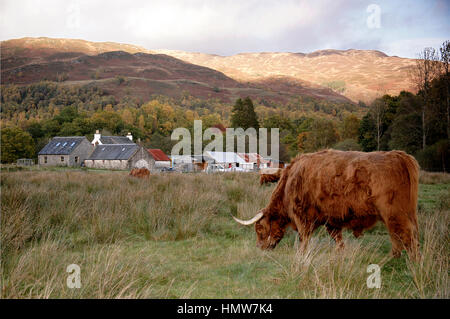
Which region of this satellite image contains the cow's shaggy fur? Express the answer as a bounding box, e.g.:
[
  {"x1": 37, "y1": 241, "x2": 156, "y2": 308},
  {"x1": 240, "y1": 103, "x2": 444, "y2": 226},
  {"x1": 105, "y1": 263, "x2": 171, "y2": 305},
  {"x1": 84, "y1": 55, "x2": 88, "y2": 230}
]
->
[
  {"x1": 253, "y1": 149, "x2": 420, "y2": 260},
  {"x1": 129, "y1": 168, "x2": 150, "y2": 178}
]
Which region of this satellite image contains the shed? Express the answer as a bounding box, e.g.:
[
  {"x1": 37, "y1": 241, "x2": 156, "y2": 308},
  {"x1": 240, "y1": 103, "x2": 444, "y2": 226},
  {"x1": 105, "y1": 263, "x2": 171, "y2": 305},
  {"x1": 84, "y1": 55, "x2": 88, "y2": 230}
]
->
[{"x1": 148, "y1": 149, "x2": 171, "y2": 168}]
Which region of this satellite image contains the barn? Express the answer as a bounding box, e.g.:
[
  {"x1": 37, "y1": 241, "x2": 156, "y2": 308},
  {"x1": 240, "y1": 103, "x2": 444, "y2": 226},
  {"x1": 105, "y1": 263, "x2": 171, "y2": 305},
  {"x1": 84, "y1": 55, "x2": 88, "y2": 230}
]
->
[
  {"x1": 84, "y1": 144, "x2": 154, "y2": 170},
  {"x1": 38, "y1": 136, "x2": 93, "y2": 167}
]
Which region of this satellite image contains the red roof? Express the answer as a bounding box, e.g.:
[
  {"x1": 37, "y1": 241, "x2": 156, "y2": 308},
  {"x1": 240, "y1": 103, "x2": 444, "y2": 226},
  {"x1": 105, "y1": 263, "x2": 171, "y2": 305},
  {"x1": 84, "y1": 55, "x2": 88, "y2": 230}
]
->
[{"x1": 148, "y1": 149, "x2": 171, "y2": 162}]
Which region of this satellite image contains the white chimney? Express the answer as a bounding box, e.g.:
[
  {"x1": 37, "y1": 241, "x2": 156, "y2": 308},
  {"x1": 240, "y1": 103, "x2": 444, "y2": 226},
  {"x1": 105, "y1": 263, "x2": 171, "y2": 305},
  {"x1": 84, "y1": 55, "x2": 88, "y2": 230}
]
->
[
  {"x1": 92, "y1": 129, "x2": 102, "y2": 145},
  {"x1": 127, "y1": 132, "x2": 133, "y2": 141}
]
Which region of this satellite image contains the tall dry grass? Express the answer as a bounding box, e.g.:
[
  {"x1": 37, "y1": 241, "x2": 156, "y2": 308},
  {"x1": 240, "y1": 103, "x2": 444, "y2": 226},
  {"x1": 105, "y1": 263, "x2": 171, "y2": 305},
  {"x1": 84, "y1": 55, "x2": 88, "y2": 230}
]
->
[
  {"x1": 1, "y1": 170, "x2": 448, "y2": 298},
  {"x1": 419, "y1": 170, "x2": 450, "y2": 184}
]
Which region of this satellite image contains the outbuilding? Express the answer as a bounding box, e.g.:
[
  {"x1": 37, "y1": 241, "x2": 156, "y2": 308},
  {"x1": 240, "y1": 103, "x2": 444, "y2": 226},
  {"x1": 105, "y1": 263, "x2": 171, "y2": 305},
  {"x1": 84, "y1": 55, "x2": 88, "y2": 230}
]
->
[{"x1": 148, "y1": 149, "x2": 171, "y2": 169}]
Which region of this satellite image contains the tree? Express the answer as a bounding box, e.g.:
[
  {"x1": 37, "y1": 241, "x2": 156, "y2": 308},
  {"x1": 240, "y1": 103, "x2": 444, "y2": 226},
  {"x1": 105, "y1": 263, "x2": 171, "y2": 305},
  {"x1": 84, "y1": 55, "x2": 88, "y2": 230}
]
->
[
  {"x1": 303, "y1": 118, "x2": 339, "y2": 152},
  {"x1": 388, "y1": 92, "x2": 422, "y2": 154},
  {"x1": 1, "y1": 127, "x2": 35, "y2": 163},
  {"x1": 439, "y1": 40, "x2": 450, "y2": 139},
  {"x1": 371, "y1": 98, "x2": 387, "y2": 150},
  {"x1": 333, "y1": 138, "x2": 361, "y2": 151},
  {"x1": 230, "y1": 97, "x2": 259, "y2": 130},
  {"x1": 411, "y1": 47, "x2": 441, "y2": 149},
  {"x1": 358, "y1": 113, "x2": 377, "y2": 151},
  {"x1": 340, "y1": 114, "x2": 360, "y2": 139}
]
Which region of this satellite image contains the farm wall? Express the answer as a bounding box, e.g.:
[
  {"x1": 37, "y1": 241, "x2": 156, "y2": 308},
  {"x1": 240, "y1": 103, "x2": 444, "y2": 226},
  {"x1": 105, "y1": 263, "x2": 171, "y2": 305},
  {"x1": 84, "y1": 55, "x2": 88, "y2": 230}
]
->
[{"x1": 84, "y1": 159, "x2": 129, "y2": 170}]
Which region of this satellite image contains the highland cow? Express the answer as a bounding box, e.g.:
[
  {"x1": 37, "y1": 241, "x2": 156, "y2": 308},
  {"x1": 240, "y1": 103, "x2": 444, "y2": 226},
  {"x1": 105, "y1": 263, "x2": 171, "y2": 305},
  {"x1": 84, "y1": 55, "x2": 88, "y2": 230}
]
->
[
  {"x1": 259, "y1": 168, "x2": 282, "y2": 185},
  {"x1": 129, "y1": 168, "x2": 150, "y2": 178},
  {"x1": 234, "y1": 150, "x2": 420, "y2": 260}
]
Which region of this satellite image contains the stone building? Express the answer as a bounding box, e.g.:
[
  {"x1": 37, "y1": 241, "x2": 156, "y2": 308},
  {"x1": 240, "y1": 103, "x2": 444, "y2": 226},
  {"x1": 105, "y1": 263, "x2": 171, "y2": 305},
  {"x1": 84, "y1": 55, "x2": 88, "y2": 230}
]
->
[
  {"x1": 84, "y1": 144, "x2": 154, "y2": 170},
  {"x1": 38, "y1": 137, "x2": 93, "y2": 167}
]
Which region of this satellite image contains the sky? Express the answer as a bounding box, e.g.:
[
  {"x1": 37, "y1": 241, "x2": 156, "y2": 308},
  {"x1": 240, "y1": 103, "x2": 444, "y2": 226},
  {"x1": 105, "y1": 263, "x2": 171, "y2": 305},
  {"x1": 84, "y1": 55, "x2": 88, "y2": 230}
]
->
[{"x1": 0, "y1": 0, "x2": 449, "y2": 58}]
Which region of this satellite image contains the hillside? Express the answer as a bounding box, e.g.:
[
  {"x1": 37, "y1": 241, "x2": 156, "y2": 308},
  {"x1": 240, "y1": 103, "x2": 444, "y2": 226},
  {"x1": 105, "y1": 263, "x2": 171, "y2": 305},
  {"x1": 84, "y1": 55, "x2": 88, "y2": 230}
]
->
[
  {"x1": 1, "y1": 37, "x2": 352, "y2": 104},
  {"x1": 153, "y1": 49, "x2": 418, "y2": 103}
]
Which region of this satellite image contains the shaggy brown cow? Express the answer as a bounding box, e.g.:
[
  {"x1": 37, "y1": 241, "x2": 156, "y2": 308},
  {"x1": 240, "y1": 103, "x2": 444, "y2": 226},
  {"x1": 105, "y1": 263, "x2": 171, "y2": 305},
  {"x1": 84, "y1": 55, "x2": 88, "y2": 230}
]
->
[
  {"x1": 260, "y1": 168, "x2": 282, "y2": 185},
  {"x1": 129, "y1": 168, "x2": 150, "y2": 178},
  {"x1": 234, "y1": 149, "x2": 420, "y2": 260}
]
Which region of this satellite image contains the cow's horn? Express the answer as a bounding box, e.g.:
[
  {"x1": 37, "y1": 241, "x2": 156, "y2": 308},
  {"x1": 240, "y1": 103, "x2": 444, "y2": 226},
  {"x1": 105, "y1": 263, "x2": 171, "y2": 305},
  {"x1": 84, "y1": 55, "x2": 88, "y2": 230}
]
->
[{"x1": 232, "y1": 211, "x2": 264, "y2": 225}]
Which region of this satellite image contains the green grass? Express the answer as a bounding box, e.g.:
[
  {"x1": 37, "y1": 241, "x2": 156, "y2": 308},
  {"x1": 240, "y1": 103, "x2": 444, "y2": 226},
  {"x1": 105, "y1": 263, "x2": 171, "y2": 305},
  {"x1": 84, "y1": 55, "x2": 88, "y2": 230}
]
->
[{"x1": 1, "y1": 170, "x2": 448, "y2": 298}]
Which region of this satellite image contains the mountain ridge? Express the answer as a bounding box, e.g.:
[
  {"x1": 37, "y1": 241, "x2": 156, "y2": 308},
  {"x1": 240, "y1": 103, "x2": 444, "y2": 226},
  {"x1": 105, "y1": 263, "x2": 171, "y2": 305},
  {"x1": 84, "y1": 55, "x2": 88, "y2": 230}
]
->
[{"x1": 1, "y1": 37, "x2": 417, "y2": 103}]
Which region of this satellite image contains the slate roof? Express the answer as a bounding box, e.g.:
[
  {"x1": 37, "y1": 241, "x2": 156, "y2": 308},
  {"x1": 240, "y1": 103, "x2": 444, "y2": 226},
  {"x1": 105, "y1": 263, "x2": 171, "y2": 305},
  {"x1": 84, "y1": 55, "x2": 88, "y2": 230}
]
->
[
  {"x1": 99, "y1": 136, "x2": 134, "y2": 144},
  {"x1": 38, "y1": 137, "x2": 88, "y2": 155},
  {"x1": 148, "y1": 149, "x2": 171, "y2": 162},
  {"x1": 87, "y1": 144, "x2": 139, "y2": 160}
]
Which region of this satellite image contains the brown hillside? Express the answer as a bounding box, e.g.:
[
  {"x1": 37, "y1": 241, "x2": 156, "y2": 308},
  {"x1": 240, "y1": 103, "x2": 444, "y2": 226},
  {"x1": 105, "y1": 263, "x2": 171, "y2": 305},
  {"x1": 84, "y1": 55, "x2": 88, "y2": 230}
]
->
[
  {"x1": 1, "y1": 37, "x2": 353, "y2": 104},
  {"x1": 153, "y1": 49, "x2": 418, "y2": 103}
]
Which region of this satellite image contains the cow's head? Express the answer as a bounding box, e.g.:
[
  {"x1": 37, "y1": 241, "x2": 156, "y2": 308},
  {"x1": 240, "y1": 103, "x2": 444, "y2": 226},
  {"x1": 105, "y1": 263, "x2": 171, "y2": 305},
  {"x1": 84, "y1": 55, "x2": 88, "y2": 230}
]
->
[{"x1": 233, "y1": 209, "x2": 288, "y2": 249}]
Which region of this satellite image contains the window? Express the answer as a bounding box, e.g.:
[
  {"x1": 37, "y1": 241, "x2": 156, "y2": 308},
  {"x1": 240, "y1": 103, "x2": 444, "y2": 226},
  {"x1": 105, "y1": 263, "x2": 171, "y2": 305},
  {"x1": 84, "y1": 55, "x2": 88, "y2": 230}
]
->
[
  {"x1": 75, "y1": 156, "x2": 79, "y2": 163},
  {"x1": 61, "y1": 156, "x2": 64, "y2": 162},
  {"x1": 44, "y1": 156, "x2": 47, "y2": 164}
]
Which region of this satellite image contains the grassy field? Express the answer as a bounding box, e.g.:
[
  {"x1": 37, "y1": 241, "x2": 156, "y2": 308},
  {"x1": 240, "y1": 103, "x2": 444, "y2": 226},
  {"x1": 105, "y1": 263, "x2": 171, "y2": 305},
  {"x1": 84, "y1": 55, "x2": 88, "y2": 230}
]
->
[{"x1": 1, "y1": 169, "x2": 449, "y2": 298}]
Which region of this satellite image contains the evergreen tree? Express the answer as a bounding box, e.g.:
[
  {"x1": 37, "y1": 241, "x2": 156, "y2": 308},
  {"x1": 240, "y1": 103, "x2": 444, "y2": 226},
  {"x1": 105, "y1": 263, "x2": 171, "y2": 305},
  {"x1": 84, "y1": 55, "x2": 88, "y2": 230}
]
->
[
  {"x1": 242, "y1": 97, "x2": 259, "y2": 130},
  {"x1": 230, "y1": 98, "x2": 245, "y2": 128},
  {"x1": 358, "y1": 113, "x2": 377, "y2": 151},
  {"x1": 230, "y1": 97, "x2": 259, "y2": 130}
]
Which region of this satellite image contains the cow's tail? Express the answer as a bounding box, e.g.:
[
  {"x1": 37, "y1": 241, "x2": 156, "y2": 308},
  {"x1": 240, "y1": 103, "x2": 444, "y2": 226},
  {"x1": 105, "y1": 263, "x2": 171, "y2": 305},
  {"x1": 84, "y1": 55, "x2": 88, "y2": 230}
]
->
[{"x1": 400, "y1": 152, "x2": 420, "y2": 243}]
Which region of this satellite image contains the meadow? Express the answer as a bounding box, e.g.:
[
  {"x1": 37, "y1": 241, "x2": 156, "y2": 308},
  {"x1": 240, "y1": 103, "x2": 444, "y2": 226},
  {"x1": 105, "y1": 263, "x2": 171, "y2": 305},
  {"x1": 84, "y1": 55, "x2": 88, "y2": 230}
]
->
[{"x1": 1, "y1": 168, "x2": 449, "y2": 298}]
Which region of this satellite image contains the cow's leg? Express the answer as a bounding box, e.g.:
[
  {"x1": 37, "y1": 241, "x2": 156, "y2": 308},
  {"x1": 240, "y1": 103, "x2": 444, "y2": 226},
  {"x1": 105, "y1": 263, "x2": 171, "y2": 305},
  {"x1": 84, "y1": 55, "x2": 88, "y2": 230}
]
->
[
  {"x1": 299, "y1": 229, "x2": 312, "y2": 252},
  {"x1": 292, "y1": 219, "x2": 312, "y2": 252},
  {"x1": 326, "y1": 225, "x2": 344, "y2": 249},
  {"x1": 385, "y1": 216, "x2": 419, "y2": 260},
  {"x1": 298, "y1": 222, "x2": 319, "y2": 252}
]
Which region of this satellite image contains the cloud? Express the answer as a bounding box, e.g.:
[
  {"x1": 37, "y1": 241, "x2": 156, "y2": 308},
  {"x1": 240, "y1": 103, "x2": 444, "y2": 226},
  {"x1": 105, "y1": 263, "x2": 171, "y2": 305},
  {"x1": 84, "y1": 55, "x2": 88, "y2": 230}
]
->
[
  {"x1": 381, "y1": 38, "x2": 449, "y2": 58},
  {"x1": 0, "y1": 0, "x2": 448, "y2": 58}
]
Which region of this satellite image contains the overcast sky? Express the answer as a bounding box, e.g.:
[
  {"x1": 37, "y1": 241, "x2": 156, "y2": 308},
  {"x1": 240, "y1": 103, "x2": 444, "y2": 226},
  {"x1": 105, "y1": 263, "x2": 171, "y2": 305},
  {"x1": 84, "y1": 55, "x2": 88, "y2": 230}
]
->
[{"x1": 0, "y1": 0, "x2": 449, "y2": 58}]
